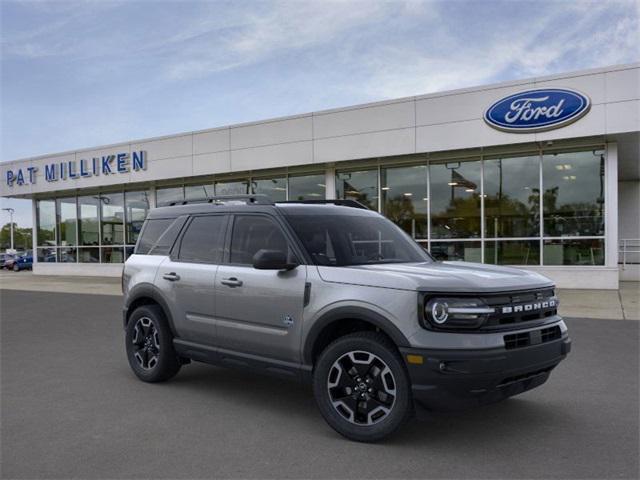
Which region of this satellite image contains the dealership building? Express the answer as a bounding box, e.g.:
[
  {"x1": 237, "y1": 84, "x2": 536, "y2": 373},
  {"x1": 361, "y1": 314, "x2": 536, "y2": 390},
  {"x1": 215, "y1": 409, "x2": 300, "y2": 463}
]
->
[{"x1": 1, "y1": 63, "x2": 638, "y2": 289}]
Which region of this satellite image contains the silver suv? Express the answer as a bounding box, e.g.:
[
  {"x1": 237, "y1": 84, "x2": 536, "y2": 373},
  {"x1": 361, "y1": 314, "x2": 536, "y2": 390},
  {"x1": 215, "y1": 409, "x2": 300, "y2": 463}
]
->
[{"x1": 122, "y1": 195, "x2": 571, "y2": 442}]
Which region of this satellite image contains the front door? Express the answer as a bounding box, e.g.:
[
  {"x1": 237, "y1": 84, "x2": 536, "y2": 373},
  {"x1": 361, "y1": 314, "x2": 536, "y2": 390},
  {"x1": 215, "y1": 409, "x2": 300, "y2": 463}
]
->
[
  {"x1": 214, "y1": 214, "x2": 307, "y2": 363},
  {"x1": 157, "y1": 214, "x2": 228, "y2": 345}
]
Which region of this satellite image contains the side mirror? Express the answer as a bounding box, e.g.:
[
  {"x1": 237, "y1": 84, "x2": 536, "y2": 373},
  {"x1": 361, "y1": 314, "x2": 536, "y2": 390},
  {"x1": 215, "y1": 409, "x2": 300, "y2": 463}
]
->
[{"x1": 252, "y1": 249, "x2": 298, "y2": 270}]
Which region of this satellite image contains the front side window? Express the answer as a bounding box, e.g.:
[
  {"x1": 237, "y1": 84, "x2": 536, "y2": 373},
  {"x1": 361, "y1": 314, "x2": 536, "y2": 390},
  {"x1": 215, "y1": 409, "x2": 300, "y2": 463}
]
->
[
  {"x1": 178, "y1": 215, "x2": 226, "y2": 263},
  {"x1": 285, "y1": 212, "x2": 431, "y2": 266},
  {"x1": 230, "y1": 216, "x2": 290, "y2": 264},
  {"x1": 136, "y1": 218, "x2": 174, "y2": 254}
]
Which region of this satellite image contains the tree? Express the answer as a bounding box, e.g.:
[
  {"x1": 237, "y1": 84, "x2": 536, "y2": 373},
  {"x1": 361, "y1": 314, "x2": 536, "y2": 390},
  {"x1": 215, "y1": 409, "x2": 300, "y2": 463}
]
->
[{"x1": 0, "y1": 223, "x2": 32, "y2": 251}]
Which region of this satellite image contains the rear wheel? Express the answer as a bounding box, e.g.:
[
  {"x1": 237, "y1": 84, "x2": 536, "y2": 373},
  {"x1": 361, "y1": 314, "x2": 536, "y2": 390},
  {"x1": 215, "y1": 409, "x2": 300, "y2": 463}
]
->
[
  {"x1": 313, "y1": 331, "x2": 412, "y2": 442},
  {"x1": 125, "y1": 305, "x2": 181, "y2": 382}
]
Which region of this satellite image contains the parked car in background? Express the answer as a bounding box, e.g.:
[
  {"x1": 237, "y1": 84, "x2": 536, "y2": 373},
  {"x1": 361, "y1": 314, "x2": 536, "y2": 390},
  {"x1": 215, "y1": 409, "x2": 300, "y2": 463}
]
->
[
  {"x1": 2, "y1": 253, "x2": 17, "y2": 270},
  {"x1": 12, "y1": 252, "x2": 33, "y2": 271}
]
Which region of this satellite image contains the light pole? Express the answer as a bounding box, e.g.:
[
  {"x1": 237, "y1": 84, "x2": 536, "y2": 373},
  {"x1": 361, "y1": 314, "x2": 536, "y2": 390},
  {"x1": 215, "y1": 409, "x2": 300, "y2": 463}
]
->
[{"x1": 2, "y1": 207, "x2": 15, "y2": 251}]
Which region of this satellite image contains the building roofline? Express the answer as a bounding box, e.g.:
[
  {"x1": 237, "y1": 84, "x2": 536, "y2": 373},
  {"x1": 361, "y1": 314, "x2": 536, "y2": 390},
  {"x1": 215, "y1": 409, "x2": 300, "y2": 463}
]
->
[{"x1": 2, "y1": 61, "x2": 639, "y2": 165}]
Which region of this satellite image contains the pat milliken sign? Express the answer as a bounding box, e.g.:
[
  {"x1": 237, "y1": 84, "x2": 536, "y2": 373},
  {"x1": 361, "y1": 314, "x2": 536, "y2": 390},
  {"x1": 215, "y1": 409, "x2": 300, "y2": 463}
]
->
[
  {"x1": 484, "y1": 88, "x2": 591, "y2": 133},
  {"x1": 5, "y1": 151, "x2": 147, "y2": 187}
]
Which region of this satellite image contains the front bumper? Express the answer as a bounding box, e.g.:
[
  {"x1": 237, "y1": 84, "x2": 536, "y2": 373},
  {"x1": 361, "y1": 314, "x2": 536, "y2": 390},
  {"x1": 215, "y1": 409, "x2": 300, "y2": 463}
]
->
[{"x1": 400, "y1": 333, "x2": 571, "y2": 411}]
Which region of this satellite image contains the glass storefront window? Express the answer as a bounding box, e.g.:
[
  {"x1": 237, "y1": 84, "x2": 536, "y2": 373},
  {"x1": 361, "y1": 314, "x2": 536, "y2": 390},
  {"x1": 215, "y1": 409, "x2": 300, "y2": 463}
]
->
[
  {"x1": 58, "y1": 247, "x2": 77, "y2": 263},
  {"x1": 78, "y1": 247, "x2": 100, "y2": 263},
  {"x1": 100, "y1": 193, "x2": 124, "y2": 245},
  {"x1": 542, "y1": 150, "x2": 605, "y2": 237},
  {"x1": 252, "y1": 177, "x2": 287, "y2": 202},
  {"x1": 215, "y1": 180, "x2": 249, "y2": 196},
  {"x1": 156, "y1": 186, "x2": 184, "y2": 207},
  {"x1": 484, "y1": 155, "x2": 540, "y2": 238},
  {"x1": 336, "y1": 170, "x2": 378, "y2": 210},
  {"x1": 185, "y1": 184, "x2": 215, "y2": 202},
  {"x1": 56, "y1": 197, "x2": 77, "y2": 246},
  {"x1": 101, "y1": 247, "x2": 124, "y2": 263},
  {"x1": 429, "y1": 241, "x2": 482, "y2": 262},
  {"x1": 485, "y1": 240, "x2": 540, "y2": 265},
  {"x1": 36, "y1": 246, "x2": 57, "y2": 263},
  {"x1": 288, "y1": 173, "x2": 325, "y2": 200},
  {"x1": 543, "y1": 238, "x2": 604, "y2": 265},
  {"x1": 125, "y1": 190, "x2": 150, "y2": 245},
  {"x1": 36, "y1": 200, "x2": 56, "y2": 246},
  {"x1": 430, "y1": 160, "x2": 481, "y2": 239},
  {"x1": 382, "y1": 165, "x2": 428, "y2": 239},
  {"x1": 77, "y1": 196, "x2": 100, "y2": 246}
]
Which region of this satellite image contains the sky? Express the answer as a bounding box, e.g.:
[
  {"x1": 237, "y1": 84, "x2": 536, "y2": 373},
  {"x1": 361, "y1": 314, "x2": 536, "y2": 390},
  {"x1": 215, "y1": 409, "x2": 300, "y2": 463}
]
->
[{"x1": 1, "y1": 0, "x2": 639, "y2": 228}]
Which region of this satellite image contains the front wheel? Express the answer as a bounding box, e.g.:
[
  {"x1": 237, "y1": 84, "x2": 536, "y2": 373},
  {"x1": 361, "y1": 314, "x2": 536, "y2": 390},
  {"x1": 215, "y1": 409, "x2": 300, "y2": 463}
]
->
[
  {"x1": 12, "y1": 264, "x2": 19, "y2": 272},
  {"x1": 125, "y1": 305, "x2": 181, "y2": 383},
  {"x1": 313, "y1": 332, "x2": 412, "y2": 442}
]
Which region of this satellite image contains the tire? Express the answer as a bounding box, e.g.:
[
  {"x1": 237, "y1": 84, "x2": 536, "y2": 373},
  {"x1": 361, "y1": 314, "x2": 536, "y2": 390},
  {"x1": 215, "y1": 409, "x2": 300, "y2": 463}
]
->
[
  {"x1": 125, "y1": 304, "x2": 181, "y2": 383},
  {"x1": 313, "y1": 331, "x2": 412, "y2": 442},
  {"x1": 12, "y1": 264, "x2": 19, "y2": 272}
]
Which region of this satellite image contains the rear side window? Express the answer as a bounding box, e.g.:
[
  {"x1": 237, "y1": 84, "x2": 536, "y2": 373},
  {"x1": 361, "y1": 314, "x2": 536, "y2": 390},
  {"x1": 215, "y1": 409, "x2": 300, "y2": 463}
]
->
[
  {"x1": 178, "y1": 215, "x2": 227, "y2": 263},
  {"x1": 229, "y1": 215, "x2": 291, "y2": 264},
  {"x1": 136, "y1": 217, "x2": 186, "y2": 255}
]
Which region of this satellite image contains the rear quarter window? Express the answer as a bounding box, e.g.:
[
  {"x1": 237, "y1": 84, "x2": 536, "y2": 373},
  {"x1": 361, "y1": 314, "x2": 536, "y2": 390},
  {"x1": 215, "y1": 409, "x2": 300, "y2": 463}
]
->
[{"x1": 135, "y1": 217, "x2": 185, "y2": 255}]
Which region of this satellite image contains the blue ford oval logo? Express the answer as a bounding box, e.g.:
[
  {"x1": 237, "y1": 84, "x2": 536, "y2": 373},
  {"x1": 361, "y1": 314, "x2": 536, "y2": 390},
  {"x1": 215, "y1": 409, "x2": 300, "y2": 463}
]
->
[{"x1": 484, "y1": 88, "x2": 591, "y2": 133}]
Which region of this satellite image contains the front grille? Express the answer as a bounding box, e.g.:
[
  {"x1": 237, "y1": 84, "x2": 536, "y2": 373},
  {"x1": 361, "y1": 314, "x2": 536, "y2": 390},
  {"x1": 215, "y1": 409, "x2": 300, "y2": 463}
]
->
[
  {"x1": 504, "y1": 325, "x2": 562, "y2": 350},
  {"x1": 481, "y1": 288, "x2": 558, "y2": 330}
]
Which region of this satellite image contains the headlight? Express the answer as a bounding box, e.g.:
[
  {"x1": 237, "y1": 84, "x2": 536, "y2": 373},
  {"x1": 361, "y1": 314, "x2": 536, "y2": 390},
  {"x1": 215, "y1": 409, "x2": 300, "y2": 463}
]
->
[{"x1": 424, "y1": 297, "x2": 494, "y2": 329}]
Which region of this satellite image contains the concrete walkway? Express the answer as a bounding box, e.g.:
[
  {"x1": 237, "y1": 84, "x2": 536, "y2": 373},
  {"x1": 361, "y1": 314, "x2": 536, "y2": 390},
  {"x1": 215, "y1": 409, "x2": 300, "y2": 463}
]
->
[{"x1": 1, "y1": 270, "x2": 638, "y2": 320}]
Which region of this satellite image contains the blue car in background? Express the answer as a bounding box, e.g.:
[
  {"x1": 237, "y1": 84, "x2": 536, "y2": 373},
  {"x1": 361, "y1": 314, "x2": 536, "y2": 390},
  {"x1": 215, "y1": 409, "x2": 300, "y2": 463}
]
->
[{"x1": 12, "y1": 252, "x2": 33, "y2": 271}]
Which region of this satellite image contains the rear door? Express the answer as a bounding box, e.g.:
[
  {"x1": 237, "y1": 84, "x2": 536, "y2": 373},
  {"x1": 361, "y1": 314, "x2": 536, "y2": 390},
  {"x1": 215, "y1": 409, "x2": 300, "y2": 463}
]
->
[
  {"x1": 157, "y1": 214, "x2": 228, "y2": 345},
  {"x1": 214, "y1": 213, "x2": 307, "y2": 363}
]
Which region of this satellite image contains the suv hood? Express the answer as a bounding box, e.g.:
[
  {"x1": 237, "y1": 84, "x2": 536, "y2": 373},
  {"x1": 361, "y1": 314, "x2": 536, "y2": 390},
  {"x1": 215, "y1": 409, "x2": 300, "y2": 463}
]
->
[{"x1": 316, "y1": 261, "x2": 553, "y2": 293}]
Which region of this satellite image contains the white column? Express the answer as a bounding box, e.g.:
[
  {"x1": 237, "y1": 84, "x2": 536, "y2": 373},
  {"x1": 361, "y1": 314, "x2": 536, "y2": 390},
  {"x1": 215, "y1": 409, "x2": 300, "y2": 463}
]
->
[
  {"x1": 325, "y1": 164, "x2": 336, "y2": 200},
  {"x1": 605, "y1": 142, "x2": 619, "y2": 272},
  {"x1": 31, "y1": 198, "x2": 38, "y2": 266},
  {"x1": 149, "y1": 185, "x2": 157, "y2": 208}
]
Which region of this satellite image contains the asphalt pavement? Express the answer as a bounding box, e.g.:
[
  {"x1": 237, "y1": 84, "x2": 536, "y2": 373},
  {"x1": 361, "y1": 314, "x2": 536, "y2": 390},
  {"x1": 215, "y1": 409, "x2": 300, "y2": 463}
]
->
[{"x1": 1, "y1": 289, "x2": 638, "y2": 479}]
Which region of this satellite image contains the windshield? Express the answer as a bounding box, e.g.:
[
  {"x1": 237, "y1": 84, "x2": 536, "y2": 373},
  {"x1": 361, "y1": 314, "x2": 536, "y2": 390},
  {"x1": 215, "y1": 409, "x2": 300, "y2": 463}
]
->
[{"x1": 285, "y1": 213, "x2": 432, "y2": 266}]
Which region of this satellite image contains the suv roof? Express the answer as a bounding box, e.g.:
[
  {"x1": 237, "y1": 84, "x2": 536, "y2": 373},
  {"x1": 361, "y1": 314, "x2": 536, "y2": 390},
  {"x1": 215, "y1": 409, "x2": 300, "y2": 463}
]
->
[{"x1": 147, "y1": 195, "x2": 372, "y2": 220}]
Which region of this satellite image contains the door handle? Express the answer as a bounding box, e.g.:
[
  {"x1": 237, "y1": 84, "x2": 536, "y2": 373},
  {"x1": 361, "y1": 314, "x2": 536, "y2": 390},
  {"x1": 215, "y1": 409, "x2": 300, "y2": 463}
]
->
[
  {"x1": 162, "y1": 272, "x2": 181, "y2": 281},
  {"x1": 221, "y1": 277, "x2": 243, "y2": 287}
]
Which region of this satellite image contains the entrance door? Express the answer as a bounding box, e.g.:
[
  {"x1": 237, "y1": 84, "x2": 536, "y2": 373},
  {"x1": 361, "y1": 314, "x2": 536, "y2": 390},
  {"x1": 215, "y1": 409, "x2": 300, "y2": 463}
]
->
[{"x1": 214, "y1": 214, "x2": 307, "y2": 363}]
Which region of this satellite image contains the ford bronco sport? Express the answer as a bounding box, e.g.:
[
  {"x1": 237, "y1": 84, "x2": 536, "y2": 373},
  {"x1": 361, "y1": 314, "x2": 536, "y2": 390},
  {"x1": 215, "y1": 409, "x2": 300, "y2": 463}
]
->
[{"x1": 122, "y1": 195, "x2": 571, "y2": 442}]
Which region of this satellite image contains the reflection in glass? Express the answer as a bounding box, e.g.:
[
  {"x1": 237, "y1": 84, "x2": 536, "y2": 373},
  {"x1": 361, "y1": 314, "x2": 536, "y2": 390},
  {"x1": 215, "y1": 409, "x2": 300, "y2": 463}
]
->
[
  {"x1": 252, "y1": 177, "x2": 287, "y2": 202},
  {"x1": 382, "y1": 165, "x2": 428, "y2": 239},
  {"x1": 543, "y1": 239, "x2": 604, "y2": 265},
  {"x1": 78, "y1": 247, "x2": 100, "y2": 263},
  {"x1": 101, "y1": 193, "x2": 124, "y2": 245},
  {"x1": 101, "y1": 247, "x2": 124, "y2": 263},
  {"x1": 37, "y1": 200, "x2": 56, "y2": 246},
  {"x1": 185, "y1": 184, "x2": 214, "y2": 202},
  {"x1": 156, "y1": 186, "x2": 184, "y2": 206},
  {"x1": 542, "y1": 150, "x2": 605, "y2": 237},
  {"x1": 56, "y1": 197, "x2": 77, "y2": 246},
  {"x1": 58, "y1": 247, "x2": 77, "y2": 263},
  {"x1": 37, "y1": 247, "x2": 57, "y2": 262},
  {"x1": 289, "y1": 174, "x2": 326, "y2": 200},
  {"x1": 336, "y1": 170, "x2": 378, "y2": 210},
  {"x1": 430, "y1": 160, "x2": 481, "y2": 239},
  {"x1": 125, "y1": 191, "x2": 150, "y2": 245},
  {"x1": 484, "y1": 156, "x2": 540, "y2": 238},
  {"x1": 78, "y1": 196, "x2": 100, "y2": 246},
  {"x1": 485, "y1": 240, "x2": 540, "y2": 265},
  {"x1": 215, "y1": 180, "x2": 249, "y2": 196},
  {"x1": 429, "y1": 241, "x2": 482, "y2": 262}
]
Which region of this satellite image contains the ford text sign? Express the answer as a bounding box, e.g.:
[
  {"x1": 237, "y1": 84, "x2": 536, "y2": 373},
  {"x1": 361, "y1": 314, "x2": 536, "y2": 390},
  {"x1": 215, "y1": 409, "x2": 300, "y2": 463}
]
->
[{"x1": 484, "y1": 88, "x2": 591, "y2": 133}]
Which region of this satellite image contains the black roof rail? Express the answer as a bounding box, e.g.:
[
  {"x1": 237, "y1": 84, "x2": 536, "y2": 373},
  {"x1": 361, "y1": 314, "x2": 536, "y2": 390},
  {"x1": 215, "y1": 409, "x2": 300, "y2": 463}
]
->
[
  {"x1": 277, "y1": 199, "x2": 370, "y2": 209},
  {"x1": 168, "y1": 194, "x2": 273, "y2": 207}
]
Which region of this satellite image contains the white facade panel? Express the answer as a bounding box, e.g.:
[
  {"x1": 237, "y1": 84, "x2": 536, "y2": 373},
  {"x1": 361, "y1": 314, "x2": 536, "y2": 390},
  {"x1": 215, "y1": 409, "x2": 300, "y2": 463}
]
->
[
  {"x1": 605, "y1": 68, "x2": 640, "y2": 103},
  {"x1": 133, "y1": 156, "x2": 193, "y2": 182},
  {"x1": 193, "y1": 151, "x2": 232, "y2": 176},
  {"x1": 313, "y1": 101, "x2": 414, "y2": 139},
  {"x1": 606, "y1": 100, "x2": 640, "y2": 134},
  {"x1": 230, "y1": 116, "x2": 312, "y2": 150},
  {"x1": 130, "y1": 134, "x2": 192, "y2": 161},
  {"x1": 193, "y1": 128, "x2": 230, "y2": 155},
  {"x1": 230, "y1": 141, "x2": 313, "y2": 171},
  {"x1": 536, "y1": 104, "x2": 607, "y2": 141},
  {"x1": 314, "y1": 128, "x2": 415, "y2": 163},
  {"x1": 534, "y1": 72, "x2": 606, "y2": 105}
]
